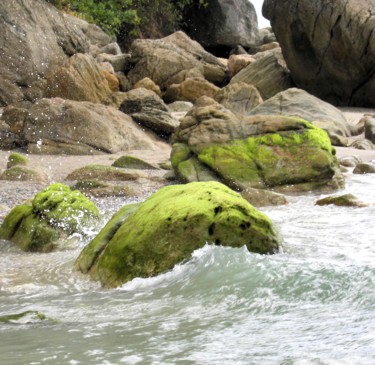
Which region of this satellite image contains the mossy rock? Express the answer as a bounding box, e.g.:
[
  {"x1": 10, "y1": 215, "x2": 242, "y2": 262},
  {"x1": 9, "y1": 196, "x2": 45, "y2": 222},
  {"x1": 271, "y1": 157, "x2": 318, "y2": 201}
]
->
[
  {"x1": 0, "y1": 183, "x2": 101, "y2": 252},
  {"x1": 172, "y1": 118, "x2": 341, "y2": 191},
  {"x1": 7, "y1": 152, "x2": 29, "y2": 169},
  {"x1": 0, "y1": 311, "x2": 46, "y2": 323},
  {"x1": 71, "y1": 179, "x2": 136, "y2": 198},
  {"x1": 315, "y1": 194, "x2": 367, "y2": 207},
  {"x1": 112, "y1": 155, "x2": 159, "y2": 170},
  {"x1": 0, "y1": 165, "x2": 49, "y2": 184},
  {"x1": 66, "y1": 164, "x2": 144, "y2": 181},
  {"x1": 75, "y1": 181, "x2": 281, "y2": 288}
]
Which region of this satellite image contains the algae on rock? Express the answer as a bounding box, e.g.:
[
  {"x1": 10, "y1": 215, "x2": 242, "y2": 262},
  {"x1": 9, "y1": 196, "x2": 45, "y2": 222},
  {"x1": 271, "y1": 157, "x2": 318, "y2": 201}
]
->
[
  {"x1": 0, "y1": 183, "x2": 101, "y2": 252},
  {"x1": 75, "y1": 181, "x2": 281, "y2": 288}
]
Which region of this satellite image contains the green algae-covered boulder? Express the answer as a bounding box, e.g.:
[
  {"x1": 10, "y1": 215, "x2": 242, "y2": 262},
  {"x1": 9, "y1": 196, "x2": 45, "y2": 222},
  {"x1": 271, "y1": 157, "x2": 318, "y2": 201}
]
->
[
  {"x1": 75, "y1": 181, "x2": 281, "y2": 288},
  {"x1": 171, "y1": 101, "x2": 342, "y2": 192},
  {"x1": 7, "y1": 152, "x2": 29, "y2": 169},
  {"x1": 0, "y1": 183, "x2": 100, "y2": 252},
  {"x1": 112, "y1": 155, "x2": 159, "y2": 170}
]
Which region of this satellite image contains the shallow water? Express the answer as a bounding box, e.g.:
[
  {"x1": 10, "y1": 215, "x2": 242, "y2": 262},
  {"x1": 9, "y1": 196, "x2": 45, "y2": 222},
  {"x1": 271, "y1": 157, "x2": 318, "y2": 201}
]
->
[{"x1": 0, "y1": 172, "x2": 374, "y2": 365}]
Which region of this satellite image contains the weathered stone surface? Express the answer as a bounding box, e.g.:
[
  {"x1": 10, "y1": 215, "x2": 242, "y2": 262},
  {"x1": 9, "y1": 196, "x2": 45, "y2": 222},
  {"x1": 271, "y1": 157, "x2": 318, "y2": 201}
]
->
[
  {"x1": 172, "y1": 102, "x2": 342, "y2": 192},
  {"x1": 0, "y1": 0, "x2": 89, "y2": 106},
  {"x1": 350, "y1": 139, "x2": 375, "y2": 150},
  {"x1": 45, "y1": 53, "x2": 112, "y2": 103},
  {"x1": 240, "y1": 188, "x2": 288, "y2": 207},
  {"x1": 263, "y1": 0, "x2": 375, "y2": 107},
  {"x1": 228, "y1": 54, "x2": 256, "y2": 78},
  {"x1": 339, "y1": 155, "x2": 362, "y2": 167},
  {"x1": 164, "y1": 78, "x2": 220, "y2": 103},
  {"x1": 184, "y1": 0, "x2": 259, "y2": 50},
  {"x1": 315, "y1": 193, "x2": 367, "y2": 207},
  {"x1": 102, "y1": 70, "x2": 119, "y2": 92},
  {"x1": 214, "y1": 82, "x2": 263, "y2": 115},
  {"x1": 230, "y1": 48, "x2": 293, "y2": 100},
  {"x1": 249, "y1": 88, "x2": 356, "y2": 144},
  {"x1": 75, "y1": 181, "x2": 281, "y2": 287},
  {"x1": 133, "y1": 78, "x2": 161, "y2": 96},
  {"x1": 96, "y1": 53, "x2": 131, "y2": 73},
  {"x1": 119, "y1": 88, "x2": 179, "y2": 136},
  {"x1": 127, "y1": 31, "x2": 226, "y2": 90},
  {"x1": 353, "y1": 163, "x2": 375, "y2": 174},
  {"x1": 0, "y1": 121, "x2": 19, "y2": 149},
  {"x1": 0, "y1": 183, "x2": 100, "y2": 252},
  {"x1": 66, "y1": 164, "x2": 161, "y2": 182},
  {"x1": 71, "y1": 180, "x2": 136, "y2": 198},
  {"x1": 23, "y1": 98, "x2": 158, "y2": 154}
]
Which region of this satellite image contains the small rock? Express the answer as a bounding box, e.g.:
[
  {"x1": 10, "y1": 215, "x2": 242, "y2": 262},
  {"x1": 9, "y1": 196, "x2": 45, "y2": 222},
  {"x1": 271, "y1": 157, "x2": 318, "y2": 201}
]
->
[
  {"x1": 353, "y1": 163, "x2": 375, "y2": 174},
  {"x1": 315, "y1": 194, "x2": 367, "y2": 207},
  {"x1": 112, "y1": 155, "x2": 159, "y2": 170}
]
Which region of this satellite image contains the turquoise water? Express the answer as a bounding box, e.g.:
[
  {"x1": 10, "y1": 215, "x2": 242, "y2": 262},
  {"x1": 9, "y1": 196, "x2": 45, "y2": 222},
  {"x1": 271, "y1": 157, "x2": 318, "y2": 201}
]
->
[{"x1": 0, "y1": 172, "x2": 374, "y2": 365}]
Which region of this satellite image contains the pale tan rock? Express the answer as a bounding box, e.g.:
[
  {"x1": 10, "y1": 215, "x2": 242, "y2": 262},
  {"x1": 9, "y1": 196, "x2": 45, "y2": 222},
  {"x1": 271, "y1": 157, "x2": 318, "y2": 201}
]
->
[
  {"x1": 164, "y1": 78, "x2": 220, "y2": 103},
  {"x1": 134, "y1": 78, "x2": 161, "y2": 96},
  {"x1": 45, "y1": 53, "x2": 112, "y2": 104},
  {"x1": 228, "y1": 54, "x2": 255, "y2": 78}
]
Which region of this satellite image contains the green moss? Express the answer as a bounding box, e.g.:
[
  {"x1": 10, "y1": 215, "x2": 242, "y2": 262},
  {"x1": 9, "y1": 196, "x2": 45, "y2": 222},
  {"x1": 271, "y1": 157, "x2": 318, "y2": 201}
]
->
[
  {"x1": 7, "y1": 152, "x2": 29, "y2": 169},
  {"x1": 0, "y1": 205, "x2": 33, "y2": 240},
  {"x1": 72, "y1": 180, "x2": 109, "y2": 191},
  {"x1": 0, "y1": 311, "x2": 46, "y2": 323},
  {"x1": 32, "y1": 183, "x2": 100, "y2": 234},
  {"x1": 171, "y1": 143, "x2": 191, "y2": 169},
  {"x1": 112, "y1": 155, "x2": 158, "y2": 170},
  {"x1": 75, "y1": 204, "x2": 139, "y2": 274},
  {"x1": 77, "y1": 182, "x2": 280, "y2": 288},
  {"x1": 196, "y1": 121, "x2": 337, "y2": 188}
]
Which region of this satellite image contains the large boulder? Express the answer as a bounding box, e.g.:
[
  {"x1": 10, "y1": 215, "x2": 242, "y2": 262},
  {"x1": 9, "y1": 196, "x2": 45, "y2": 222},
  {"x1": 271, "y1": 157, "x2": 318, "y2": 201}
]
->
[
  {"x1": 23, "y1": 98, "x2": 159, "y2": 154},
  {"x1": 263, "y1": 0, "x2": 375, "y2": 107},
  {"x1": 171, "y1": 100, "x2": 342, "y2": 192},
  {"x1": 0, "y1": 0, "x2": 89, "y2": 106},
  {"x1": 127, "y1": 31, "x2": 226, "y2": 90},
  {"x1": 230, "y1": 48, "x2": 294, "y2": 100},
  {"x1": 249, "y1": 88, "x2": 357, "y2": 144},
  {"x1": 45, "y1": 53, "x2": 112, "y2": 103},
  {"x1": 75, "y1": 181, "x2": 281, "y2": 288},
  {"x1": 183, "y1": 0, "x2": 260, "y2": 51},
  {"x1": 0, "y1": 184, "x2": 100, "y2": 252}
]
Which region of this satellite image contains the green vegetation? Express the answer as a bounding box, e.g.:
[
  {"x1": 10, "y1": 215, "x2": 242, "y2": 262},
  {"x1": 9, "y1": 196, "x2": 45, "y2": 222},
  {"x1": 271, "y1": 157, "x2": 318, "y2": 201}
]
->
[{"x1": 47, "y1": 0, "x2": 207, "y2": 41}]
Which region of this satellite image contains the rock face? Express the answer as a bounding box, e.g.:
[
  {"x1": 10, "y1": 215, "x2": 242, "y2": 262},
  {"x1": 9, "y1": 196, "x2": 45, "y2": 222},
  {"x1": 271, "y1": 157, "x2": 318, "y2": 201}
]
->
[
  {"x1": 23, "y1": 98, "x2": 159, "y2": 154},
  {"x1": 0, "y1": 0, "x2": 89, "y2": 106},
  {"x1": 0, "y1": 184, "x2": 100, "y2": 252},
  {"x1": 263, "y1": 0, "x2": 375, "y2": 107},
  {"x1": 214, "y1": 82, "x2": 263, "y2": 115},
  {"x1": 249, "y1": 88, "x2": 356, "y2": 144},
  {"x1": 75, "y1": 181, "x2": 281, "y2": 288},
  {"x1": 230, "y1": 48, "x2": 293, "y2": 100},
  {"x1": 171, "y1": 101, "x2": 342, "y2": 192},
  {"x1": 45, "y1": 53, "x2": 112, "y2": 103},
  {"x1": 184, "y1": 0, "x2": 259, "y2": 51},
  {"x1": 127, "y1": 31, "x2": 226, "y2": 90}
]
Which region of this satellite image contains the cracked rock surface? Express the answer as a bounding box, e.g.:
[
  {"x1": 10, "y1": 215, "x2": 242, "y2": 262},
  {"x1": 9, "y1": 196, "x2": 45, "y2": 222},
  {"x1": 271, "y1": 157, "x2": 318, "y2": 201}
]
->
[{"x1": 263, "y1": 0, "x2": 375, "y2": 107}]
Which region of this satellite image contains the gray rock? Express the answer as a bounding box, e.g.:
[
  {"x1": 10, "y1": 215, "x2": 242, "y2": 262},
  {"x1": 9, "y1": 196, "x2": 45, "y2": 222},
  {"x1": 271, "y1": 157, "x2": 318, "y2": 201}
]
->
[
  {"x1": 339, "y1": 156, "x2": 362, "y2": 167},
  {"x1": 350, "y1": 139, "x2": 375, "y2": 150},
  {"x1": 249, "y1": 88, "x2": 356, "y2": 144},
  {"x1": 96, "y1": 53, "x2": 131, "y2": 73},
  {"x1": 230, "y1": 48, "x2": 293, "y2": 100},
  {"x1": 353, "y1": 163, "x2": 375, "y2": 174},
  {"x1": 0, "y1": 0, "x2": 89, "y2": 106},
  {"x1": 100, "y1": 42, "x2": 122, "y2": 55},
  {"x1": 263, "y1": 0, "x2": 375, "y2": 107},
  {"x1": 23, "y1": 98, "x2": 159, "y2": 155},
  {"x1": 315, "y1": 194, "x2": 367, "y2": 207},
  {"x1": 184, "y1": 0, "x2": 259, "y2": 49},
  {"x1": 120, "y1": 88, "x2": 179, "y2": 136},
  {"x1": 364, "y1": 117, "x2": 375, "y2": 144}
]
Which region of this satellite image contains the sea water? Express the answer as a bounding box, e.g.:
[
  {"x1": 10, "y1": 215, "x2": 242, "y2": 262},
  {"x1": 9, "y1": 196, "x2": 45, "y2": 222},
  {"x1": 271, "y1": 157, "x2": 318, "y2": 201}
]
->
[{"x1": 0, "y1": 171, "x2": 374, "y2": 365}]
